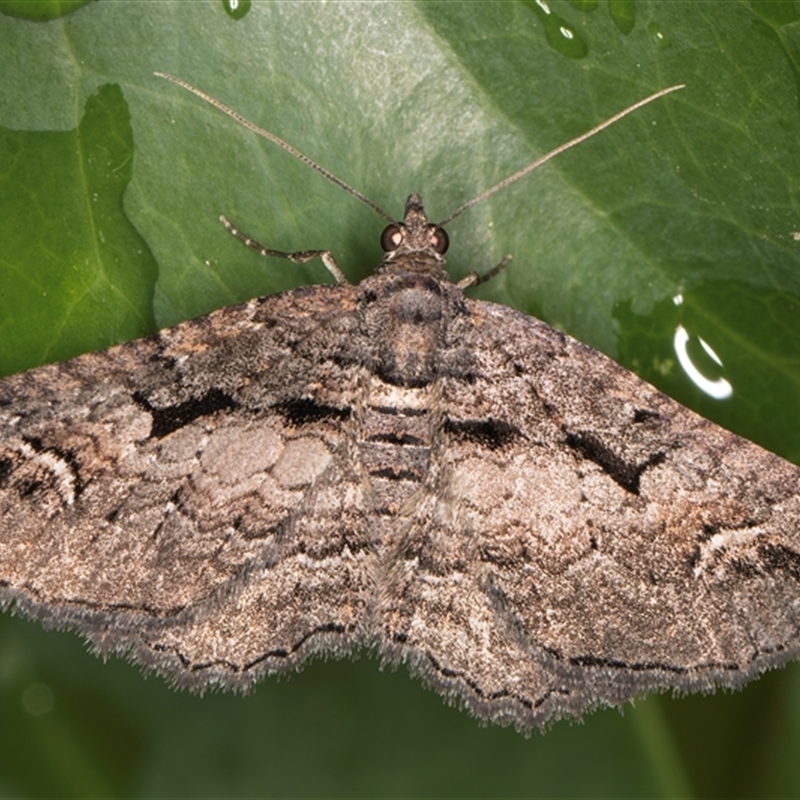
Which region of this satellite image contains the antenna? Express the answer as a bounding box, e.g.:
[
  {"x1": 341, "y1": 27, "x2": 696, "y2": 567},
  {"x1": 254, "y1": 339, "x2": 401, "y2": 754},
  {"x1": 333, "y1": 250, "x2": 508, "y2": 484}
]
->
[
  {"x1": 154, "y1": 72, "x2": 394, "y2": 223},
  {"x1": 438, "y1": 83, "x2": 685, "y2": 225},
  {"x1": 155, "y1": 72, "x2": 684, "y2": 226}
]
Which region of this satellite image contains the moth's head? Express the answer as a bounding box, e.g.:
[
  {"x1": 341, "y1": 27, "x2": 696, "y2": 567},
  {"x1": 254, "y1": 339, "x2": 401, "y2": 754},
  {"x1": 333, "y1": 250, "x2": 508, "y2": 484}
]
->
[{"x1": 380, "y1": 194, "x2": 449, "y2": 263}]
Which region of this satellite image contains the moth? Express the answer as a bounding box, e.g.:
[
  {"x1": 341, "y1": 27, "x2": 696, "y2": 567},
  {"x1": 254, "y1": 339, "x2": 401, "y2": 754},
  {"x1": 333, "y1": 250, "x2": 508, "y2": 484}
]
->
[{"x1": 2, "y1": 74, "x2": 799, "y2": 734}]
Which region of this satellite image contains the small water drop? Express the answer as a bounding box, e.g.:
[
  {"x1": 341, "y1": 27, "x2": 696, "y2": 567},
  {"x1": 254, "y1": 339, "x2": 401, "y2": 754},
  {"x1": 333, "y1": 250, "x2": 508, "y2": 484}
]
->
[
  {"x1": 523, "y1": 1, "x2": 588, "y2": 59},
  {"x1": 222, "y1": 0, "x2": 251, "y2": 20},
  {"x1": 646, "y1": 22, "x2": 671, "y2": 48}
]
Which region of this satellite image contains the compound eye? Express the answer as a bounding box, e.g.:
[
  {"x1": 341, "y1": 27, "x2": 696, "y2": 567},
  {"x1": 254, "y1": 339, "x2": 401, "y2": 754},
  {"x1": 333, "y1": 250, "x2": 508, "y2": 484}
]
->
[
  {"x1": 381, "y1": 223, "x2": 404, "y2": 252},
  {"x1": 430, "y1": 225, "x2": 449, "y2": 254}
]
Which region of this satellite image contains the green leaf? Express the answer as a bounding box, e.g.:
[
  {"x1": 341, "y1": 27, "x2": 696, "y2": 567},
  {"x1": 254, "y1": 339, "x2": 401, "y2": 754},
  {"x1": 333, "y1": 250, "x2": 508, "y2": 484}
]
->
[
  {"x1": 2, "y1": 1, "x2": 800, "y2": 797},
  {"x1": 0, "y1": 82, "x2": 156, "y2": 374}
]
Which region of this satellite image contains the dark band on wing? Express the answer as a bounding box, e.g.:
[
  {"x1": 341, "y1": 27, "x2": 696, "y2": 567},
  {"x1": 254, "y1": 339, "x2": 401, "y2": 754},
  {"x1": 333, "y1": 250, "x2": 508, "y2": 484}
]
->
[
  {"x1": 565, "y1": 430, "x2": 665, "y2": 495},
  {"x1": 274, "y1": 397, "x2": 351, "y2": 426},
  {"x1": 445, "y1": 418, "x2": 520, "y2": 449},
  {"x1": 134, "y1": 388, "x2": 239, "y2": 438},
  {"x1": 757, "y1": 543, "x2": 800, "y2": 582}
]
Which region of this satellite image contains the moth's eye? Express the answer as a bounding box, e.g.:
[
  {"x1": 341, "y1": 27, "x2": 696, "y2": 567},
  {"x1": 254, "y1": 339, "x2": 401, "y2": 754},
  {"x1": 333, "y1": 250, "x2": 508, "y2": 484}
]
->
[
  {"x1": 430, "y1": 226, "x2": 449, "y2": 255},
  {"x1": 381, "y1": 224, "x2": 404, "y2": 252}
]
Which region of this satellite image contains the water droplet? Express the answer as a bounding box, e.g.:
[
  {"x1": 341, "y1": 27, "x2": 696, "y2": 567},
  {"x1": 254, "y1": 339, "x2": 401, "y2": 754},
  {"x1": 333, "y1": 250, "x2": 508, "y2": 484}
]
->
[
  {"x1": 523, "y1": 0, "x2": 589, "y2": 59},
  {"x1": 222, "y1": 0, "x2": 251, "y2": 20},
  {"x1": 673, "y1": 325, "x2": 732, "y2": 400},
  {"x1": 646, "y1": 22, "x2": 671, "y2": 48},
  {"x1": 22, "y1": 683, "x2": 54, "y2": 716},
  {"x1": 609, "y1": 0, "x2": 635, "y2": 35},
  {"x1": 0, "y1": 1, "x2": 90, "y2": 21}
]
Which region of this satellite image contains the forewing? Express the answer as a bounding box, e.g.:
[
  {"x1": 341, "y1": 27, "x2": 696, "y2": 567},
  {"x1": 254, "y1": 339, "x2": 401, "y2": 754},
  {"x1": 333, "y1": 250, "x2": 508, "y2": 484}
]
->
[
  {"x1": 0, "y1": 284, "x2": 373, "y2": 688},
  {"x1": 380, "y1": 296, "x2": 800, "y2": 731}
]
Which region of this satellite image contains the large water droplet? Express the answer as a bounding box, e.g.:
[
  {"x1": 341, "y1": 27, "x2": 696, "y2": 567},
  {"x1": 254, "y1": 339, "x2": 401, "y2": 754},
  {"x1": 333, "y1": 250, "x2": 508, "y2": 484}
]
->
[{"x1": 673, "y1": 325, "x2": 733, "y2": 400}]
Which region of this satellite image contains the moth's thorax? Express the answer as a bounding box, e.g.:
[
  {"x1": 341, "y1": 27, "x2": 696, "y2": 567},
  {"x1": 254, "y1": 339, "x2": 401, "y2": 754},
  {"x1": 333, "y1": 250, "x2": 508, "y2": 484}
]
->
[{"x1": 359, "y1": 271, "x2": 449, "y2": 389}]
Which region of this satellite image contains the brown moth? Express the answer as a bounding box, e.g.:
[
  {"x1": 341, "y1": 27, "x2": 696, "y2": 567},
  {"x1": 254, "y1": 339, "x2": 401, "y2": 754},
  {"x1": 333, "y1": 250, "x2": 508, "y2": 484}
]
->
[{"x1": 2, "y1": 75, "x2": 798, "y2": 734}]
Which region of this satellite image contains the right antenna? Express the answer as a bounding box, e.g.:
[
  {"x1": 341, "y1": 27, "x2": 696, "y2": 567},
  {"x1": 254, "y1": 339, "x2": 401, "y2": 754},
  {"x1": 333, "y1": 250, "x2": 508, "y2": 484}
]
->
[{"x1": 438, "y1": 83, "x2": 685, "y2": 226}]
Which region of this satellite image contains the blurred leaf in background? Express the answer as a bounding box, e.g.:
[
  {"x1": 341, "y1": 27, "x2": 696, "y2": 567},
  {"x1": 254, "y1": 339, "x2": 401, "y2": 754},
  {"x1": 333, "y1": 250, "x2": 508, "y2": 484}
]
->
[{"x1": 1, "y1": 0, "x2": 800, "y2": 797}]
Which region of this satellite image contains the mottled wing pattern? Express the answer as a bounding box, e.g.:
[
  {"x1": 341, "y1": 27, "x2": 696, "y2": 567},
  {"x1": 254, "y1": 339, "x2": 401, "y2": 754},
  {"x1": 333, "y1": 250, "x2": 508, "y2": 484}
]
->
[
  {"x1": 379, "y1": 293, "x2": 800, "y2": 729},
  {"x1": 5, "y1": 186, "x2": 800, "y2": 732},
  {"x1": 0, "y1": 284, "x2": 373, "y2": 687}
]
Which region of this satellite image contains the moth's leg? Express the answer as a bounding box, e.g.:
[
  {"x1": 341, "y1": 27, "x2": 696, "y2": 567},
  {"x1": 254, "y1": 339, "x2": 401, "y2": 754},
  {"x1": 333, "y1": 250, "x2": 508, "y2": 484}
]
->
[
  {"x1": 219, "y1": 215, "x2": 348, "y2": 285},
  {"x1": 456, "y1": 254, "x2": 513, "y2": 289}
]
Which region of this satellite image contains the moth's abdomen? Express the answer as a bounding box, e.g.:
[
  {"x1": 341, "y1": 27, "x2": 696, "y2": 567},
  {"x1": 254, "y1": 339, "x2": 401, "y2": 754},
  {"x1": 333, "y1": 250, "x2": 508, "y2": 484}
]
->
[{"x1": 357, "y1": 375, "x2": 437, "y2": 515}]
